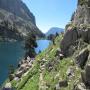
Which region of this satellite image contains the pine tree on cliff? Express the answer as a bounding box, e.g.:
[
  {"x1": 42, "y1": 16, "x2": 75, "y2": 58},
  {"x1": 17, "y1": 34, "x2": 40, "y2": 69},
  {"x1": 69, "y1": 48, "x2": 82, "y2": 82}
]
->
[{"x1": 25, "y1": 33, "x2": 37, "y2": 58}]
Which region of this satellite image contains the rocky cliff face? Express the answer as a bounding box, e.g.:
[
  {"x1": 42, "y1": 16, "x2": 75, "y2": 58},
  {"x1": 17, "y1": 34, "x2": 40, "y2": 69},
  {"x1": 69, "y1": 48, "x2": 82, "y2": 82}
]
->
[
  {"x1": 0, "y1": 0, "x2": 35, "y2": 25},
  {"x1": 72, "y1": 0, "x2": 90, "y2": 26},
  {"x1": 59, "y1": 0, "x2": 90, "y2": 89},
  {"x1": 0, "y1": 0, "x2": 44, "y2": 41}
]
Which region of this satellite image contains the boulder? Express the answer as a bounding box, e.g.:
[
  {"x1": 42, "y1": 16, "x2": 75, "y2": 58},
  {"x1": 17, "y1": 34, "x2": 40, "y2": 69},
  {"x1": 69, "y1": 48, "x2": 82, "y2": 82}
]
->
[
  {"x1": 59, "y1": 54, "x2": 64, "y2": 60},
  {"x1": 60, "y1": 29, "x2": 78, "y2": 57},
  {"x1": 27, "y1": 56, "x2": 31, "y2": 61},
  {"x1": 3, "y1": 83, "x2": 12, "y2": 90},
  {"x1": 78, "y1": 29, "x2": 90, "y2": 44},
  {"x1": 14, "y1": 77, "x2": 19, "y2": 81},
  {"x1": 81, "y1": 64, "x2": 90, "y2": 87},
  {"x1": 20, "y1": 63, "x2": 27, "y2": 69},
  {"x1": 55, "y1": 83, "x2": 60, "y2": 90},
  {"x1": 73, "y1": 83, "x2": 86, "y2": 90},
  {"x1": 9, "y1": 74, "x2": 15, "y2": 81},
  {"x1": 81, "y1": 71, "x2": 85, "y2": 83},
  {"x1": 46, "y1": 61, "x2": 53, "y2": 71},
  {"x1": 59, "y1": 80, "x2": 68, "y2": 87},
  {"x1": 85, "y1": 64, "x2": 90, "y2": 86},
  {"x1": 15, "y1": 70, "x2": 23, "y2": 78},
  {"x1": 75, "y1": 48, "x2": 89, "y2": 69},
  {"x1": 87, "y1": 29, "x2": 90, "y2": 44},
  {"x1": 55, "y1": 48, "x2": 64, "y2": 59},
  {"x1": 66, "y1": 66, "x2": 74, "y2": 78},
  {"x1": 27, "y1": 63, "x2": 32, "y2": 68}
]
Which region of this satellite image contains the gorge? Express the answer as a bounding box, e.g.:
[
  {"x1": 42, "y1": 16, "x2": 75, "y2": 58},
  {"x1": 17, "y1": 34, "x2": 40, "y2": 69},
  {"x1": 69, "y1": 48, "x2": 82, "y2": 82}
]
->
[{"x1": 1, "y1": 0, "x2": 90, "y2": 90}]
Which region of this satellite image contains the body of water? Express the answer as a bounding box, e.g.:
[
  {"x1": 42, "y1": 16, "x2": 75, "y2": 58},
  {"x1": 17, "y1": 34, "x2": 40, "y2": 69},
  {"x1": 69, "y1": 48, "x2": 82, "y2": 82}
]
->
[
  {"x1": 36, "y1": 40, "x2": 51, "y2": 53},
  {"x1": 0, "y1": 40, "x2": 50, "y2": 85},
  {"x1": 0, "y1": 41, "x2": 25, "y2": 85}
]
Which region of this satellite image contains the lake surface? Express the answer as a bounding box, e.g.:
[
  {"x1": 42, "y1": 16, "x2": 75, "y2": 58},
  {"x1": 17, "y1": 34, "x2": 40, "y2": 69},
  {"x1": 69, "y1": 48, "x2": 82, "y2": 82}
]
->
[
  {"x1": 36, "y1": 40, "x2": 51, "y2": 53},
  {"x1": 0, "y1": 40, "x2": 50, "y2": 85},
  {"x1": 0, "y1": 41, "x2": 25, "y2": 85}
]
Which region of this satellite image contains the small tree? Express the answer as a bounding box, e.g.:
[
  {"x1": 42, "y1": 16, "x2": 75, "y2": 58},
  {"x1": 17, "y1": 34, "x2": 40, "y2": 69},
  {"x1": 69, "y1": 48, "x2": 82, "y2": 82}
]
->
[
  {"x1": 25, "y1": 33, "x2": 37, "y2": 58},
  {"x1": 48, "y1": 34, "x2": 55, "y2": 45},
  {"x1": 55, "y1": 32, "x2": 59, "y2": 37}
]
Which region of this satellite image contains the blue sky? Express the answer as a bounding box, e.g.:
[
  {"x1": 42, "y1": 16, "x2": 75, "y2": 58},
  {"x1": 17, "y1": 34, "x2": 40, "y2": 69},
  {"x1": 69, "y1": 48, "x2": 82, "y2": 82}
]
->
[{"x1": 22, "y1": 0, "x2": 77, "y2": 33}]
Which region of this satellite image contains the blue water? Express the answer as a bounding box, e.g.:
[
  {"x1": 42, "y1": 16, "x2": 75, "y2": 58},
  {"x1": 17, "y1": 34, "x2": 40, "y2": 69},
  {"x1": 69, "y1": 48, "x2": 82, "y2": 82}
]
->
[
  {"x1": 0, "y1": 41, "x2": 25, "y2": 85},
  {"x1": 36, "y1": 40, "x2": 51, "y2": 53},
  {"x1": 0, "y1": 40, "x2": 50, "y2": 85}
]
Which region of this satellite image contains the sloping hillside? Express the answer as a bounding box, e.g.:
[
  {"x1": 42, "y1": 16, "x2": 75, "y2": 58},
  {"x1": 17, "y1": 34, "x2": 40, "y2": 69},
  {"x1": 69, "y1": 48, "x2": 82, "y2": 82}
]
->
[
  {"x1": 3, "y1": 29, "x2": 90, "y2": 90},
  {"x1": 2, "y1": 0, "x2": 90, "y2": 90}
]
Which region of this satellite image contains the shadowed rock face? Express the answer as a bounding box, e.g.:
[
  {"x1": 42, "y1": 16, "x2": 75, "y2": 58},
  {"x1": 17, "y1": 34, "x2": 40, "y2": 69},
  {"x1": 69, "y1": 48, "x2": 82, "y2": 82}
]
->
[
  {"x1": 0, "y1": 0, "x2": 35, "y2": 25},
  {"x1": 76, "y1": 48, "x2": 89, "y2": 69},
  {"x1": 60, "y1": 29, "x2": 78, "y2": 57}
]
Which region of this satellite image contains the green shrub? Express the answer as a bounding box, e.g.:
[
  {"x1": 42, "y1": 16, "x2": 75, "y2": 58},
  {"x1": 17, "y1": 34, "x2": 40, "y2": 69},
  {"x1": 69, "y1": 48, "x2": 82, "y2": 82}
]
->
[{"x1": 79, "y1": 0, "x2": 87, "y2": 6}]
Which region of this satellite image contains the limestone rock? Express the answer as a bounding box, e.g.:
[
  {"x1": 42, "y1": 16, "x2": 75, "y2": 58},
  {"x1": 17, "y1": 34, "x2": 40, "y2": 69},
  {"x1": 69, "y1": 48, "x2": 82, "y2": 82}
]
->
[
  {"x1": 78, "y1": 29, "x2": 90, "y2": 44},
  {"x1": 75, "y1": 48, "x2": 89, "y2": 69},
  {"x1": 55, "y1": 83, "x2": 60, "y2": 90},
  {"x1": 15, "y1": 70, "x2": 23, "y2": 78},
  {"x1": 73, "y1": 83, "x2": 86, "y2": 90},
  {"x1": 72, "y1": 0, "x2": 90, "y2": 26},
  {"x1": 85, "y1": 64, "x2": 90, "y2": 86},
  {"x1": 81, "y1": 64, "x2": 90, "y2": 87},
  {"x1": 66, "y1": 66, "x2": 75, "y2": 78},
  {"x1": 60, "y1": 29, "x2": 78, "y2": 57},
  {"x1": 3, "y1": 82, "x2": 12, "y2": 90}
]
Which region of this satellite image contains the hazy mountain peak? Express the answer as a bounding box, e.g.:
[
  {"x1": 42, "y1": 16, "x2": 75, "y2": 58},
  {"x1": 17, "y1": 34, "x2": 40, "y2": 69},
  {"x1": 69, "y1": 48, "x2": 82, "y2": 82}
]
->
[{"x1": 46, "y1": 27, "x2": 64, "y2": 36}]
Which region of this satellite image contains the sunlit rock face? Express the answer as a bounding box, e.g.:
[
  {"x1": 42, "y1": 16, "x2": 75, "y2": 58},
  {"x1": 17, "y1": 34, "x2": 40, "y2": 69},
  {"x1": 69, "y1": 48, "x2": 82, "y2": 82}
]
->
[
  {"x1": 72, "y1": 0, "x2": 90, "y2": 26},
  {"x1": 0, "y1": 0, "x2": 35, "y2": 25},
  {"x1": 0, "y1": 0, "x2": 44, "y2": 41}
]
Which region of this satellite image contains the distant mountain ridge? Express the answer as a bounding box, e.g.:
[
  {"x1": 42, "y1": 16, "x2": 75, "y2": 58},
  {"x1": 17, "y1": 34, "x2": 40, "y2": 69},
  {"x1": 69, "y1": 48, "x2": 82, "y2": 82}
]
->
[
  {"x1": 0, "y1": 0, "x2": 44, "y2": 41},
  {"x1": 46, "y1": 27, "x2": 64, "y2": 36}
]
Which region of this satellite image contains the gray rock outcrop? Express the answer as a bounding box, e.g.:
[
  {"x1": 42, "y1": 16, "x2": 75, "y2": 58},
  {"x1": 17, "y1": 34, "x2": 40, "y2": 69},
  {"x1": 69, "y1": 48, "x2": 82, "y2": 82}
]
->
[
  {"x1": 60, "y1": 29, "x2": 78, "y2": 57},
  {"x1": 72, "y1": 0, "x2": 90, "y2": 26},
  {"x1": 75, "y1": 48, "x2": 89, "y2": 69}
]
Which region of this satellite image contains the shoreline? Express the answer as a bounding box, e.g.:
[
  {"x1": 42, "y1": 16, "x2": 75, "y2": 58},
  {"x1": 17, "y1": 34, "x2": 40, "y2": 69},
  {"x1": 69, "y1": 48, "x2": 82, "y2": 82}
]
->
[{"x1": 2, "y1": 56, "x2": 35, "y2": 89}]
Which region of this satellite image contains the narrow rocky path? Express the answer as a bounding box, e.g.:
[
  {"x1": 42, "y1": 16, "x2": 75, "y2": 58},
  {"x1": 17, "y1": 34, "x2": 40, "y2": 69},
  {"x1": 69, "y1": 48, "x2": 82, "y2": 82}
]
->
[
  {"x1": 39, "y1": 72, "x2": 47, "y2": 90},
  {"x1": 39, "y1": 65, "x2": 47, "y2": 90}
]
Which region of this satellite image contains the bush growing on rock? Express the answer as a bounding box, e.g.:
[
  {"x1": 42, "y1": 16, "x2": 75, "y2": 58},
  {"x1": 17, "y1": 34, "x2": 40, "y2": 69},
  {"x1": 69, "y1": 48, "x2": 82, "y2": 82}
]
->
[{"x1": 25, "y1": 32, "x2": 37, "y2": 58}]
